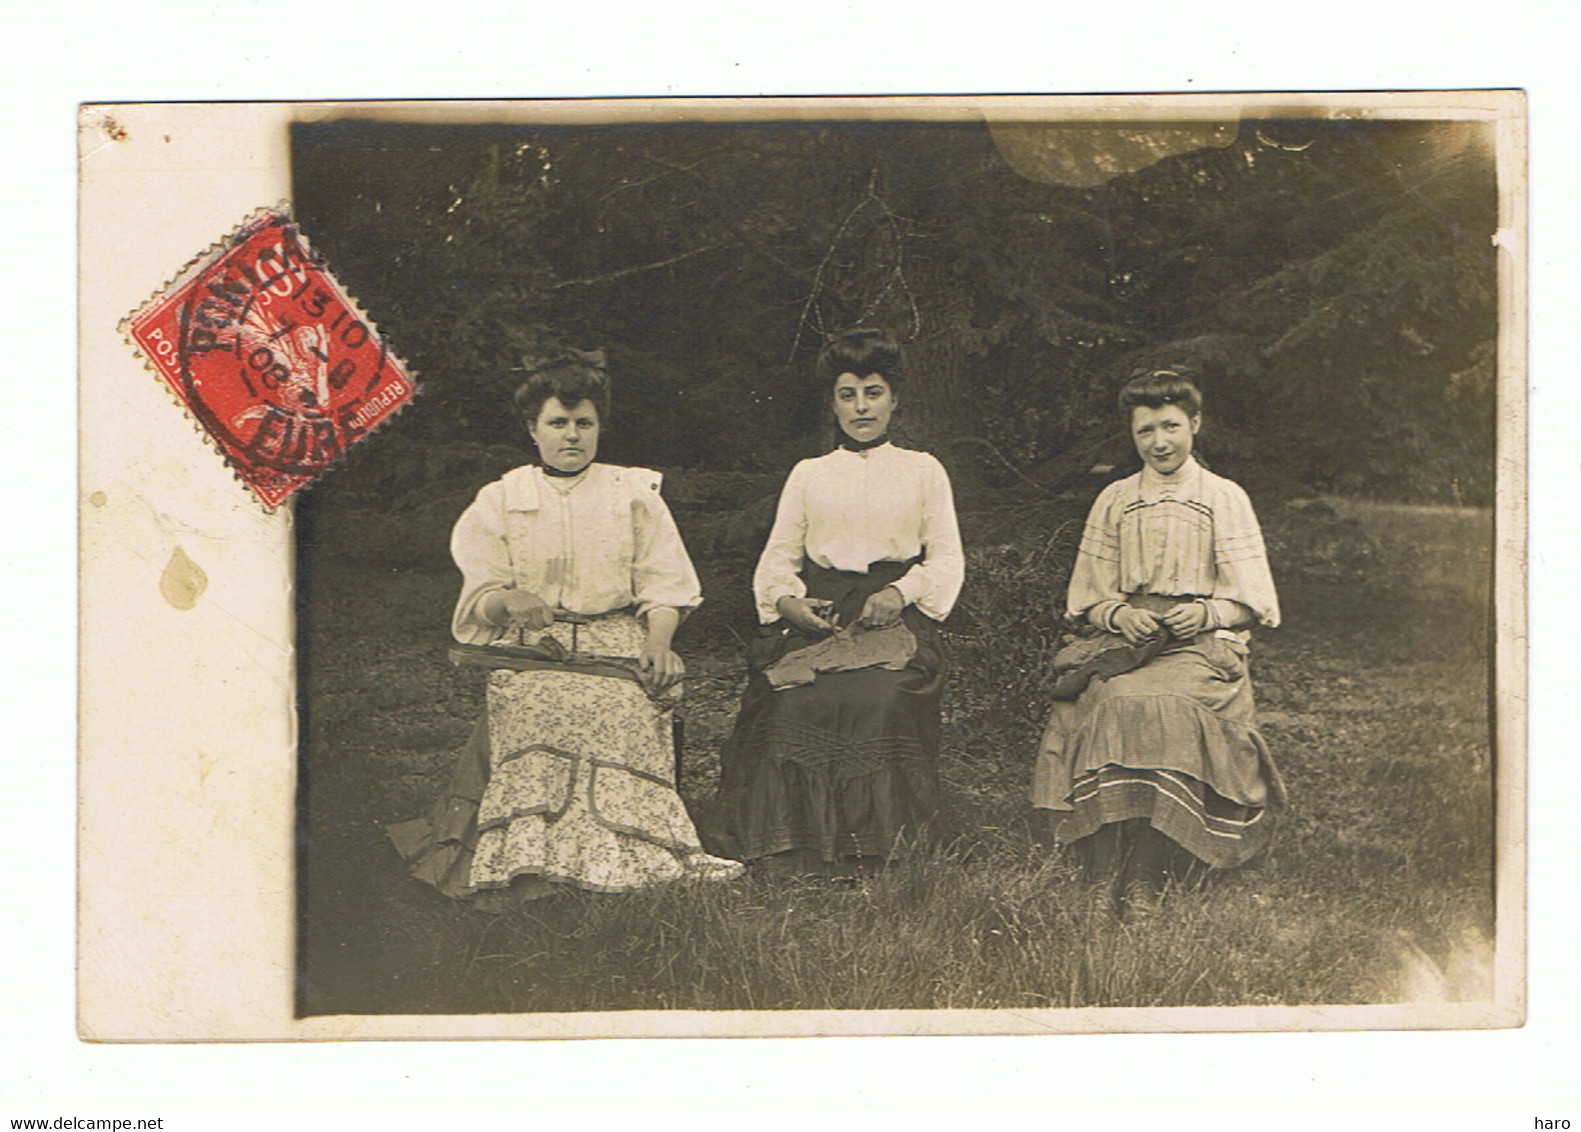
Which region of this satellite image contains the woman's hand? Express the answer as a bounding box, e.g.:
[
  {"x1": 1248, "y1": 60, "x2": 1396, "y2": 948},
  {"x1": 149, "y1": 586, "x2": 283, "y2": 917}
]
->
[
  {"x1": 777, "y1": 596, "x2": 837, "y2": 635},
  {"x1": 638, "y1": 607, "x2": 686, "y2": 692},
  {"x1": 857, "y1": 585, "x2": 905, "y2": 629},
  {"x1": 1112, "y1": 604, "x2": 1163, "y2": 646},
  {"x1": 637, "y1": 640, "x2": 686, "y2": 693},
  {"x1": 485, "y1": 588, "x2": 556, "y2": 632},
  {"x1": 1162, "y1": 601, "x2": 1209, "y2": 640}
]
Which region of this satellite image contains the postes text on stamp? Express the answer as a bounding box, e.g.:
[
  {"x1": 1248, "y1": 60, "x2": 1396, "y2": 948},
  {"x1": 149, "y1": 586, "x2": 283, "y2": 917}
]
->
[{"x1": 124, "y1": 209, "x2": 417, "y2": 509}]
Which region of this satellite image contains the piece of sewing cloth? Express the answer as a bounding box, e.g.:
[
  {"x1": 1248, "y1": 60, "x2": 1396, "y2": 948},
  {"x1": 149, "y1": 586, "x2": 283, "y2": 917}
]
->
[{"x1": 764, "y1": 622, "x2": 918, "y2": 690}]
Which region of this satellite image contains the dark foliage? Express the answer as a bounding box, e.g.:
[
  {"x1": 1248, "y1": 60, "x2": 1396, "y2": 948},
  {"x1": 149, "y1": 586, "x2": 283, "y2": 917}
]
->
[{"x1": 292, "y1": 115, "x2": 1498, "y2": 526}]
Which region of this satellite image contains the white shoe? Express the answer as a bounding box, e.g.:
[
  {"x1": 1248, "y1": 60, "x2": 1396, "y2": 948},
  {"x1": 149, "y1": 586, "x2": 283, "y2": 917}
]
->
[{"x1": 683, "y1": 851, "x2": 747, "y2": 881}]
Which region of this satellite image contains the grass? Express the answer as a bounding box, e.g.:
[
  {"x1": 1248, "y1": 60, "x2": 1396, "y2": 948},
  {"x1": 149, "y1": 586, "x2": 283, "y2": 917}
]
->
[{"x1": 296, "y1": 494, "x2": 1496, "y2": 1016}]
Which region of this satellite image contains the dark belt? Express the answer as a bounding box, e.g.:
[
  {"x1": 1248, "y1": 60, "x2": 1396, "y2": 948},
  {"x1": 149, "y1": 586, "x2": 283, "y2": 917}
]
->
[{"x1": 802, "y1": 556, "x2": 922, "y2": 629}]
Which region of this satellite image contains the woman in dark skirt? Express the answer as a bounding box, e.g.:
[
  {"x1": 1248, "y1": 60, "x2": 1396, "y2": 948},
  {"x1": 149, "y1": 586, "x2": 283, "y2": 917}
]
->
[
  {"x1": 707, "y1": 329, "x2": 965, "y2": 876},
  {"x1": 1033, "y1": 370, "x2": 1284, "y2": 920}
]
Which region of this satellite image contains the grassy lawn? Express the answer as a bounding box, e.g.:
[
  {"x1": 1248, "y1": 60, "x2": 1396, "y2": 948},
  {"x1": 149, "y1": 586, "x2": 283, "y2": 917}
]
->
[{"x1": 296, "y1": 495, "x2": 1495, "y2": 1016}]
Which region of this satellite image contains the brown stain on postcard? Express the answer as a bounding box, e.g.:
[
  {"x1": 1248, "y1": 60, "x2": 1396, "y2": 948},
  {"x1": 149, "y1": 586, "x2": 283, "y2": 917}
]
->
[{"x1": 159, "y1": 547, "x2": 208, "y2": 611}]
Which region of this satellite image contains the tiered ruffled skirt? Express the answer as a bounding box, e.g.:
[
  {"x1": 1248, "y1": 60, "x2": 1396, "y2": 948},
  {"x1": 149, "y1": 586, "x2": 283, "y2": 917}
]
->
[
  {"x1": 390, "y1": 614, "x2": 734, "y2": 899},
  {"x1": 707, "y1": 560, "x2": 943, "y2": 869},
  {"x1": 1032, "y1": 633, "x2": 1285, "y2": 868}
]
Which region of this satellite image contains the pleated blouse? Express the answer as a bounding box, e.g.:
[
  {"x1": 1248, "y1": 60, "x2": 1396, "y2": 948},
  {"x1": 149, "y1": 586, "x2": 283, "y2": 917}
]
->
[
  {"x1": 450, "y1": 463, "x2": 702, "y2": 645},
  {"x1": 1066, "y1": 458, "x2": 1280, "y2": 635}
]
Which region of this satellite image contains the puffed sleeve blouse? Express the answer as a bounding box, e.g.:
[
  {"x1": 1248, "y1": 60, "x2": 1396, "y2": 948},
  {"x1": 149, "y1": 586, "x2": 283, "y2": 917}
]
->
[
  {"x1": 1066, "y1": 457, "x2": 1279, "y2": 640},
  {"x1": 753, "y1": 443, "x2": 965, "y2": 625},
  {"x1": 449, "y1": 463, "x2": 703, "y2": 645}
]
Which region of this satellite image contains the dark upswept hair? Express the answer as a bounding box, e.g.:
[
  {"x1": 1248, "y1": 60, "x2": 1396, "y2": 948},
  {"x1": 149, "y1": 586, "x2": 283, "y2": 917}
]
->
[
  {"x1": 1117, "y1": 369, "x2": 1203, "y2": 422},
  {"x1": 813, "y1": 328, "x2": 905, "y2": 394},
  {"x1": 514, "y1": 348, "x2": 612, "y2": 430}
]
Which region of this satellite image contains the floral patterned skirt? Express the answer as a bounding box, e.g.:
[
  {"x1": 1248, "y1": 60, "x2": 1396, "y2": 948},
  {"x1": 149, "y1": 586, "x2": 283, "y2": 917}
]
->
[{"x1": 390, "y1": 614, "x2": 728, "y2": 899}]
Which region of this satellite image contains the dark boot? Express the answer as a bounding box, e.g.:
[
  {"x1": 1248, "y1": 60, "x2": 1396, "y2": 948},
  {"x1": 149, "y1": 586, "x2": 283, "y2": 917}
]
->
[{"x1": 1120, "y1": 822, "x2": 1169, "y2": 922}]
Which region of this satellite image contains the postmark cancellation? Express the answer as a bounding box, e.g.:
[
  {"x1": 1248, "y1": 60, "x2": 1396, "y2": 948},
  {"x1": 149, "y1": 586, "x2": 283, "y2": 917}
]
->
[{"x1": 122, "y1": 208, "x2": 416, "y2": 509}]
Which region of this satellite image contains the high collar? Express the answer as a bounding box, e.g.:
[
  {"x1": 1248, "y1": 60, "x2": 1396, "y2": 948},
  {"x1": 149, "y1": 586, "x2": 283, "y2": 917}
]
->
[
  {"x1": 539, "y1": 463, "x2": 593, "y2": 493},
  {"x1": 541, "y1": 461, "x2": 592, "y2": 480},
  {"x1": 836, "y1": 434, "x2": 891, "y2": 454},
  {"x1": 1140, "y1": 455, "x2": 1200, "y2": 492}
]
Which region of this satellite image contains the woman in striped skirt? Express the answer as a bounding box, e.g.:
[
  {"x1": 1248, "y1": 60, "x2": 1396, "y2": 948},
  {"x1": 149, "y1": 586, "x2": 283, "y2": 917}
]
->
[{"x1": 1032, "y1": 370, "x2": 1285, "y2": 920}]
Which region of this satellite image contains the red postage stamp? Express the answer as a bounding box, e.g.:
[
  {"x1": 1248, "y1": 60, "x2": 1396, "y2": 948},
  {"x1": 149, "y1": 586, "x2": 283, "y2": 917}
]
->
[{"x1": 124, "y1": 208, "x2": 417, "y2": 509}]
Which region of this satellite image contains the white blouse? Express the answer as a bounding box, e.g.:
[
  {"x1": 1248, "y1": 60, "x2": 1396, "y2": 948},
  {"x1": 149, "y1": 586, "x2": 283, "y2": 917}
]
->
[
  {"x1": 753, "y1": 443, "x2": 965, "y2": 625},
  {"x1": 450, "y1": 463, "x2": 702, "y2": 645},
  {"x1": 1067, "y1": 457, "x2": 1280, "y2": 636}
]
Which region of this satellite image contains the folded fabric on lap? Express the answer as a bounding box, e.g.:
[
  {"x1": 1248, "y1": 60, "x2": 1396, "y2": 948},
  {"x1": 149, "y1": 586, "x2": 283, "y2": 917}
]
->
[
  {"x1": 1048, "y1": 632, "x2": 1171, "y2": 701},
  {"x1": 764, "y1": 622, "x2": 917, "y2": 690}
]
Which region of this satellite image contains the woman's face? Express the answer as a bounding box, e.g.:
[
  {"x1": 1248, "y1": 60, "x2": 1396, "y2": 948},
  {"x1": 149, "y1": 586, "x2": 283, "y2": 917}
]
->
[
  {"x1": 1130, "y1": 402, "x2": 1200, "y2": 475},
  {"x1": 529, "y1": 397, "x2": 600, "y2": 474},
  {"x1": 832, "y1": 372, "x2": 897, "y2": 444}
]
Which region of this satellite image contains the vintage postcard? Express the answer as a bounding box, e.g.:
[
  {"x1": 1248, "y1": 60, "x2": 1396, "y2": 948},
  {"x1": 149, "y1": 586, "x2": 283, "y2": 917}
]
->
[{"x1": 78, "y1": 93, "x2": 1526, "y2": 1039}]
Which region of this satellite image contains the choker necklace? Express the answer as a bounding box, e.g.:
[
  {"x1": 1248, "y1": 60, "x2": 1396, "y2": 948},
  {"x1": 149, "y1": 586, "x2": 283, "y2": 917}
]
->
[
  {"x1": 541, "y1": 462, "x2": 589, "y2": 479},
  {"x1": 837, "y1": 433, "x2": 889, "y2": 453}
]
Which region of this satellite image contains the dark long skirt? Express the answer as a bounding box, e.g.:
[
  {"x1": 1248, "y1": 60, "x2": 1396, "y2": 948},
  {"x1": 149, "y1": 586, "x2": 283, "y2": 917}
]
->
[{"x1": 705, "y1": 560, "x2": 944, "y2": 868}]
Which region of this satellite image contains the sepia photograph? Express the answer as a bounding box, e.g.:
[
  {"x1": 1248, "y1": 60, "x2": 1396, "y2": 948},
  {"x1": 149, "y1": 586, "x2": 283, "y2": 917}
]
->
[{"x1": 78, "y1": 93, "x2": 1524, "y2": 1039}]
